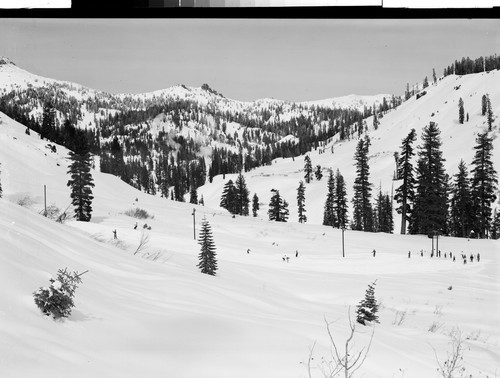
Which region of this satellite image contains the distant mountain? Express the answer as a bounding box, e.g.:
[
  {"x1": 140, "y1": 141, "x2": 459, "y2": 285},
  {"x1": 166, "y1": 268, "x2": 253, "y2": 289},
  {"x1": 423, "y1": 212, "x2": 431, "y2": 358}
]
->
[{"x1": 0, "y1": 56, "x2": 399, "y2": 201}]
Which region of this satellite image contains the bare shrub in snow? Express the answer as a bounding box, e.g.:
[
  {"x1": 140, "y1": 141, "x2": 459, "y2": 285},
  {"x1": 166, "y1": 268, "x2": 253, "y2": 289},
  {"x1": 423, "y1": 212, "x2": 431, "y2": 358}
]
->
[
  {"x1": 434, "y1": 304, "x2": 444, "y2": 316},
  {"x1": 392, "y1": 310, "x2": 407, "y2": 326},
  {"x1": 17, "y1": 194, "x2": 35, "y2": 208},
  {"x1": 428, "y1": 321, "x2": 444, "y2": 333},
  {"x1": 133, "y1": 231, "x2": 150, "y2": 255},
  {"x1": 125, "y1": 207, "x2": 152, "y2": 219},
  {"x1": 33, "y1": 268, "x2": 88, "y2": 319},
  {"x1": 305, "y1": 308, "x2": 374, "y2": 378},
  {"x1": 432, "y1": 328, "x2": 470, "y2": 378},
  {"x1": 39, "y1": 204, "x2": 60, "y2": 219}
]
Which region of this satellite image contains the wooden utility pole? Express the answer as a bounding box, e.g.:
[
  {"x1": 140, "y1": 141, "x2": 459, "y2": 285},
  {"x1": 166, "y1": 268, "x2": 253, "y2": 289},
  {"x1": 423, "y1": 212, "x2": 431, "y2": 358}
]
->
[
  {"x1": 44, "y1": 185, "x2": 47, "y2": 217},
  {"x1": 192, "y1": 208, "x2": 196, "y2": 240}
]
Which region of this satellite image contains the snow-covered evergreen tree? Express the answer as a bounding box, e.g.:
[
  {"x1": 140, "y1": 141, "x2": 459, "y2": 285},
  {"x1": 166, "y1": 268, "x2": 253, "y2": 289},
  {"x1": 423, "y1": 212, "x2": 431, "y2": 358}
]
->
[
  {"x1": 235, "y1": 172, "x2": 250, "y2": 216},
  {"x1": 356, "y1": 281, "x2": 379, "y2": 326},
  {"x1": 323, "y1": 170, "x2": 336, "y2": 227},
  {"x1": 304, "y1": 155, "x2": 312, "y2": 183},
  {"x1": 334, "y1": 169, "x2": 349, "y2": 228},
  {"x1": 268, "y1": 189, "x2": 288, "y2": 222},
  {"x1": 449, "y1": 160, "x2": 473, "y2": 237},
  {"x1": 220, "y1": 179, "x2": 237, "y2": 214},
  {"x1": 197, "y1": 218, "x2": 217, "y2": 276},
  {"x1": 352, "y1": 137, "x2": 373, "y2": 231},
  {"x1": 458, "y1": 97, "x2": 465, "y2": 124}
]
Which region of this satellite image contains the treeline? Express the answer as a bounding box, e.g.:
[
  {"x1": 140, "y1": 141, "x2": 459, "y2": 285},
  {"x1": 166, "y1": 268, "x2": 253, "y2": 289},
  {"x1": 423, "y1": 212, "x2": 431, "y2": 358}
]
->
[{"x1": 444, "y1": 54, "x2": 500, "y2": 77}]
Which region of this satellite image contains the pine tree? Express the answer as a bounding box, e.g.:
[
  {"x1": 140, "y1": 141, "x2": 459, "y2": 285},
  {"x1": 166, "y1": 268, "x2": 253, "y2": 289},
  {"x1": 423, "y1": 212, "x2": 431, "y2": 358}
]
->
[
  {"x1": 423, "y1": 76, "x2": 429, "y2": 89},
  {"x1": 352, "y1": 137, "x2": 373, "y2": 231},
  {"x1": 481, "y1": 94, "x2": 488, "y2": 116},
  {"x1": 67, "y1": 151, "x2": 95, "y2": 222},
  {"x1": 334, "y1": 169, "x2": 349, "y2": 228},
  {"x1": 449, "y1": 160, "x2": 473, "y2": 237},
  {"x1": 375, "y1": 189, "x2": 393, "y2": 233},
  {"x1": 268, "y1": 189, "x2": 288, "y2": 222},
  {"x1": 432, "y1": 68, "x2": 437, "y2": 84},
  {"x1": 197, "y1": 218, "x2": 217, "y2": 276},
  {"x1": 486, "y1": 95, "x2": 494, "y2": 131},
  {"x1": 323, "y1": 170, "x2": 336, "y2": 227},
  {"x1": 356, "y1": 281, "x2": 379, "y2": 325},
  {"x1": 234, "y1": 172, "x2": 250, "y2": 216},
  {"x1": 297, "y1": 180, "x2": 307, "y2": 223},
  {"x1": 189, "y1": 185, "x2": 198, "y2": 204},
  {"x1": 470, "y1": 132, "x2": 498, "y2": 238},
  {"x1": 314, "y1": 165, "x2": 323, "y2": 181},
  {"x1": 252, "y1": 193, "x2": 259, "y2": 217},
  {"x1": 220, "y1": 179, "x2": 237, "y2": 214},
  {"x1": 372, "y1": 106, "x2": 379, "y2": 130},
  {"x1": 409, "y1": 122, "x2": 447, "y2": 235},
  {"x1": 394, "y1": 129, "x2": 417, "y2": 234},
  {"x1": 458, "y1": 97, "x2": 465, "y2": 124},
  {"x1": 304, "y1": 155, "x2": 312, "y2": 183},
  {"x1": 490, "y1": 209, "x2": 500, "y2": 240},
  {"x1": 40, "y1": 102, "x2": 56, "y2": 141}
]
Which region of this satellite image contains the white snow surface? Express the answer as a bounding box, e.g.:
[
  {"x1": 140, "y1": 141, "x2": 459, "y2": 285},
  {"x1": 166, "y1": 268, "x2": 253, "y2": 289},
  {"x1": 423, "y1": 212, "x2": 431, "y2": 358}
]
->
[{"x1": 1, "y1": 71, "x2": 500, "y2": 377}]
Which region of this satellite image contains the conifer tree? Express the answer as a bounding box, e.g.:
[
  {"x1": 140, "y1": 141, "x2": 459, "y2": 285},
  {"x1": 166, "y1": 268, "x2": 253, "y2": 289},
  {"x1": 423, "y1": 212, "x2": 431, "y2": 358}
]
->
[
  {"x1": 449, "y1": 160, "x2": 473, "y2": 237},
  {"x1": 304, "y1": 155, "x2": 313, "y2": 183},
  {"x1": 356, "y1": 281, "x2": 379, "y2": 325},
  {"x1": 67, "y1": 151, "x2": 95, "y2": 222},
  {"x1": 334, "y1": 169, "x2": 349, "y2": 228},
  {"x1": 490, "y1": 209, "x2": 500, "y2": 240},
  {"x1": 394, "y1": 129, "x2": 417, "y2": 234},
  {"x1": 372, "y1": 106, "x2": 379, "y2": 130},
  {"x1": 314, "y1": 165, "x2": 323, "y2": 181},
  {"x1": 481, "y1": 94, "x2": 488, "y2": 116},
  {"x1": 458, "y1": 97, "x2": 465, "y2": 124},
  {"x1": 197, "y1": 218, "x2": 217, "y2": 276},
  {"x1": 189, "y1": 185, "x2": 198, "y2": 204},
  {"x1": 40, "y1": 102, "x2": 56, "y2": 141},
  {"x1": 423, "y1": 76, "x2": 429, "y2": 89},
  {"x1": 252, "y1": 193, "x2": 259, "y2": 217},
  {"x1": 486, "y1": 95, "x2": 494, "y2": 131},
  {"x1": 268, "y1": 189, "x2": 288, "y2": 222},
  {"x1": 409, "y1": 122, "x2": 447, "y2": 235},
  {"x1": 234, "y1": 172, "x2": 250, "y2": 216},
  {"x1": 432, "y1": 68, "x2": 437, "y2": 84},
  {"x1": 323, "y1": 170, "x2": 336, "y2": 227},
  {"x1": 297, "y1": 180, "x2": 307, "y2": 223},
  {"x1": 352, "y1": 137, "x2": 373, "y2": 231},
  {"x1": 470, "y1": 132, "x2": 498, "y2": 238},
  {"x1": 220, "y1": 179, "x2": 237, "y2": 214},
  {"x1": 375, "y1": 189, "x2": 393, "y2": 233}
]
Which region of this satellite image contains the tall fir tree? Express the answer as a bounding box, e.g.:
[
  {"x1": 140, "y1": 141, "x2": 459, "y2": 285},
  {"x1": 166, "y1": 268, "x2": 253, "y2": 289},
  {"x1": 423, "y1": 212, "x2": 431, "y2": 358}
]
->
[
  {"x1": 234, "y1": 172, "x2": 250, "y2": 216},
  {"x1": 352, "y1": 137, "x2": 373, "y2": 231},
  {"x1": 197, "y1": 218, "x2": 218, "y2": 276},
  {"x1": 490, "y1": 209, "x2": 500, "y2": 240},
  {"x1": 432, "y1": 68, "x2": 437, "y2": 84},
  {"x1": 252, "y1": 193, "x2": 259, "y2": 217},
  {"x1": 449, "y1": 160, "x2": 473, "y2": 237},
  {"x1": 394, "y1": 129, "x2": 417, "y2": 234},
  {"x1": 268, "y1": 189, "x2": 288, "y2": 222},
  {"x1": 220, "y1": 179, "x2": 237, "y2": 214},
  {"x1": 67, "y1": 151, "x2": 95, "y2": 222},
  {"x1": 372, "y1": 106, "x2": 379, "y2": 130},
  {"x1": 423, "y1": 76, "x2": 429, "y2": 89},
  {"x1": 481, "y1": 94, "x2": 488, "y2": 116},
  {"x1": 409, "y1": 122, "x2": 447, "y2": 235},
  {"x1": 458, "y1": 97, "x2": 465, "y2": 124},
  {"x1": 40, "y1": 102, "x2": 56, "y2": 141},
  {"x1": 189, "y1": 185, "x2": 198, "y2": 204},
  {"x1": 334, "y1": 169, "x2": 349, "y2": 228},
  {"x1": 297, "y1": 180, "x2": 307, "y2": 223},
  {"x1": 323, "y1": 170, "x2": 336, "y2": 227},
  {"x1": 470, "y1": 132, "x2": 498, "y2": 238},
  {"x1": 486, "y1": 95, "x2": 494, "y2": 131},
  {"x1": 374, "y1": 189, "x2": 393, "y2": 233},
  {"x1": 304, "y1": 155, "x2": 313, "y2": 183}
]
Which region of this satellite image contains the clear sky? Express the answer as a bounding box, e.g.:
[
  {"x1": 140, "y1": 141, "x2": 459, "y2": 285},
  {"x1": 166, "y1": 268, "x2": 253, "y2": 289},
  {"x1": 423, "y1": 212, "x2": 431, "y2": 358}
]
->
[{"x1": 0, "y1": 18, "x2": 498, "y2": 101}]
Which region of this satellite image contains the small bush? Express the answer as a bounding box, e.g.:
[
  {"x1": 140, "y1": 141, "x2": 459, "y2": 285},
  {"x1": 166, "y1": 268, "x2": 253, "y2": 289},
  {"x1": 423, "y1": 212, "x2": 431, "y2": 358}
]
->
[
  {"x1": 17, "y1": 194, "x2": 35, "y2": 208},
  {"x1": 39, "y1": 204, "x2": 61, "y2": 220},
  {"x1": 125, "y1": 207, "x2": 152, "y2": 219},
  {"x1": 33, "y1": 268, "x2": 87, "y2": 319}
]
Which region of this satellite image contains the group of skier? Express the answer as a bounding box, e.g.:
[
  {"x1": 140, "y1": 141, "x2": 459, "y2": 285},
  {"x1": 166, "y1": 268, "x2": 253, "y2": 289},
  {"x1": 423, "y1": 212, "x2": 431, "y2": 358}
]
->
[{"x1": 407, "y1": 249, "x2": 480, "y2": 264}]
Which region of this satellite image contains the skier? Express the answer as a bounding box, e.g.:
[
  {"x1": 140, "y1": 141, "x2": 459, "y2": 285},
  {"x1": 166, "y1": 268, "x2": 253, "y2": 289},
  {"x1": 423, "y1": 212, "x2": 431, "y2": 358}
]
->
[
  {"x1": 113, "y1": 229, "x2": 117, "y2": 239},
  {"x1": 477, "y1": 253, "x2": 480, "y2": 262},
  {"x1": 247, "y1": 249, "x2": 250, "y2": 254},
  {"x1": 420, "y1": 250, "x2": 423, "y2": 257},
  {"x1": 470, "y1": 254, "x2": 474, "y2": 262},
  {"x1": 408, "y1": 251, "x2": 411, "y2": 258},
  {"x1": 134, "y1": 222, "x2": 138, "y2": 230},
  {"x1": 372, "y1": 249, "x2": 376, "y2": 257},
  {"x1": 295, "y1": 250, "x2": 299, "y2": 258}
]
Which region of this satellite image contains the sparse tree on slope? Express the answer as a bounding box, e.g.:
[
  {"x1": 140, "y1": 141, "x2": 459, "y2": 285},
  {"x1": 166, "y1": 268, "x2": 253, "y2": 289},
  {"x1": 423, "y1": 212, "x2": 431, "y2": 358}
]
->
[
  {"x1": 449, "y1": 160, "x2": 473, "y2": 237},
  {"x1": 197, "y1": 218, "x2": 217, "y2": 276},
  {"x1": 481, "y1": 94, "x2": 488, "y2": 116},
  {"x1": 352, "y1": 137, "x2": 373, "y2": 231},
  {"x1": 486, "y1": 95, "x2": 494, "y2": 131},
  {"x1": 67, "y1": 151, "x2": 95, "y2": 222},
  {"x1": 252, "y1": 193, "x2": 259, "y2": 217},
  {"x1": 374, "y1": 189, "x2": 393, "y2": 233},
  {"x1": 304, "y1": 155, "x2": 312, "y2": 183},
  {"x1": 220, "y1": 179, "x2": 237, "y2": 214},
  {"x1": 470, "y1": 132, "x2": 498, "y2": 238},
  {"x1": 458, "y1": 97, "x2": 465, "y2": 124},
  {"x1": 394, "y1": 128, "x2": 417, "y2": 234},
  {"x1": 409, "y1": 122, "x2": 447, "y2": 235},
  {"x1": 334, "y1": 169, "x2": 349, "y2": 229},
  {"x1": 268, "y1": 189, "x2": 288, "y2": 222},
  {"x1": 423, "y1": 76, "x2": 429, "y2": 89},
  {"x1": 234, "y1": 172, "x2": 250, "y2": 216},
  {"x1": 323, "y1": 170, "x2": 336, "y2": 227},
  {"x1": 433, "y1": 68, "x2": 437, "y2": 84},
  {"x1": 297, "y1": 180, "x2": 307, "y2": 223}
]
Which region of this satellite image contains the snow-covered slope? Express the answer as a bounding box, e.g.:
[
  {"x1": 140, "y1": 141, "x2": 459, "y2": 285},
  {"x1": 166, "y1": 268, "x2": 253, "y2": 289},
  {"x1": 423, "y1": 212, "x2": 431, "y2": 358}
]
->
[
  {"x1": 1, "y1": 104, "x2": 500, "y2": 377},
  {"x1": 199, "y1": 70, "x2": 500, "y2": 231}
]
